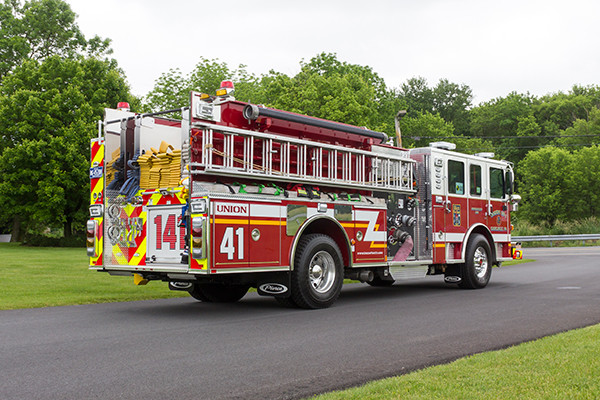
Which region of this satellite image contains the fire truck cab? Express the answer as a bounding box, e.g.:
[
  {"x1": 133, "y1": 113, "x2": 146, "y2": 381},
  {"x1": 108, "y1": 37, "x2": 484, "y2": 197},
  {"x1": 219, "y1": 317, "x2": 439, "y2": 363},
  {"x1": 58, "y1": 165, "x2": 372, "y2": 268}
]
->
[{"x1": 88, "y1": 83, "x2": 521, "y2": 309}]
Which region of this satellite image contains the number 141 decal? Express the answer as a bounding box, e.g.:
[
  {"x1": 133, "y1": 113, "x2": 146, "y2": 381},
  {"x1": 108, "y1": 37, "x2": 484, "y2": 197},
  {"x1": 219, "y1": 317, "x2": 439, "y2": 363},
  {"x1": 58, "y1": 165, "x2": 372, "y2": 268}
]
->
[
  {"x1": 220, "y1": 227, "x2": 244, "y2": 260},
  {"x1": 154, "y1": 214, "x2": 185, "y2": 250}
]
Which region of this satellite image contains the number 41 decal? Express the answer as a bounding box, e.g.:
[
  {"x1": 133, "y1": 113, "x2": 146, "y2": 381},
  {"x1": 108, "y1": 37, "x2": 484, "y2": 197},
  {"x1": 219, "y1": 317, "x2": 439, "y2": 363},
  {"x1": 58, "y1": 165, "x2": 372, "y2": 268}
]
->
[{"x1": 220, "y1": 227, "x2": 244, "y2": 260}]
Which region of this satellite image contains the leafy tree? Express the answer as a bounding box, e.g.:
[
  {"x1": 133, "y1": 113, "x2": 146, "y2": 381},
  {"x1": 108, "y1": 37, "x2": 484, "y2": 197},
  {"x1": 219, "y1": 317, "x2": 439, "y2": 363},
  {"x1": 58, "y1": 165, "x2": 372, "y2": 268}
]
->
[
  {"x1": 554, "y1": 107, "x2": 600, "y2": 148},
  {"x1": 469, "y1": 92, "x2": 536, "y2": 162},
  {"x1": 518, "y1": 147, "x2": 575, "y2": 223},
  {"x1": 400, "y1": 111, "x2": 454, "y2": 148},
  {"x1": 0, "y1": 56, "x2": 135, "y2": 240},
  {"x1": 400, "y1": 76, "x2": 434, "y2": 115},
  {"x1": 400, "y1": 111, "x2": 492, "y2": 154},
  {"x1": 144, "y1": 57, "x2": 260, "y2": 112},
  {"x1": 533, "y1": 85, "x2": 600, "y2": 135},
  {"x1": 398, "y1": 76, "x2": 473, "y2": 136},
  {"x1": 432, "y1": 78, "x2": 472, "y2": 136},
  {"x1": 263, "y1": 67, "x2": 381, "y2": 130},
  {"x1": 570, "y1": 146, "x2": 600, "y2": 218},
  {"x1": 519, "y1": 145, "x2": 600, "y2": 223},
  {"x1": 0, "y1": 0, "x2": 111, "y2": 78}
]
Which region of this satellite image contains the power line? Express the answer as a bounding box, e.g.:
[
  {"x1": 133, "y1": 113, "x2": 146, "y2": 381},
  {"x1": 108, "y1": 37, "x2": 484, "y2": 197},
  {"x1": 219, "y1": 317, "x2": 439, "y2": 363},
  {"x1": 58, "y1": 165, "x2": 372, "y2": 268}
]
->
[
  {"x1": 456, "y1": 143, "x2": 600, "y2": 152},
  {"x1": 411, "y1": 134, "x2": 600, "y2": 140}
]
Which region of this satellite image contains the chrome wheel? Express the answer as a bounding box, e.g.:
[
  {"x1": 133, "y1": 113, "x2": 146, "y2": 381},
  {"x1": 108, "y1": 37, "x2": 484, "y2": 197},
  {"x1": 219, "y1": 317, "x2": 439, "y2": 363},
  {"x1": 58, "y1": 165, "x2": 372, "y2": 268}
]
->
[
  {"x1": 473, "y1": 246, "x2": 489, "y2": 279},
  {"x1": 291, "y1": 234, "x2": 344, "y2": 309},
  {"x1": 459, "y1": 233, "x2": 492, "y2": 289},
  {"x1": 309, "y1": 250, "x2": 336, "y2": 294}
]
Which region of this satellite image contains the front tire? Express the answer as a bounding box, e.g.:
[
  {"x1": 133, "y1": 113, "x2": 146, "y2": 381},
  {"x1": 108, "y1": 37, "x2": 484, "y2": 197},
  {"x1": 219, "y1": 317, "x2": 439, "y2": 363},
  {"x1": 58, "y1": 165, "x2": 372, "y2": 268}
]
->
[
  {"x1": 291, "y1": 234, "x2": 344, "y2": 309},
  {"x1": 459, "y1": 234, "x2": 492, "y2": 289},
  {"x1": 189, "y1": 283, "x2": 250, "y2": 303}
]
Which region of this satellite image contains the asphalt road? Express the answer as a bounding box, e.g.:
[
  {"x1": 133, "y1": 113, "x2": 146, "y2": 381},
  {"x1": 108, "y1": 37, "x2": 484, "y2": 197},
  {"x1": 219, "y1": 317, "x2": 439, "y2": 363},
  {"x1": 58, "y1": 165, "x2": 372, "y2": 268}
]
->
[{"x1": 2, "y1": 247, "x2": 600, "y2": 400}]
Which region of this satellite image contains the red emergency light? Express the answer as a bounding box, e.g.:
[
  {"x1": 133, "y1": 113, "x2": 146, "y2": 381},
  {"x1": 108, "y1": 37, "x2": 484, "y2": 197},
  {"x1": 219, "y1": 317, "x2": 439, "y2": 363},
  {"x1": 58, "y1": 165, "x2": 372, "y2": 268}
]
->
[
  {"x1": 220, "y1": 80, "x2": 234, "y2": 89},
  {"x1": 117, "y1": 102, "x2": 130, "y2": 111}
]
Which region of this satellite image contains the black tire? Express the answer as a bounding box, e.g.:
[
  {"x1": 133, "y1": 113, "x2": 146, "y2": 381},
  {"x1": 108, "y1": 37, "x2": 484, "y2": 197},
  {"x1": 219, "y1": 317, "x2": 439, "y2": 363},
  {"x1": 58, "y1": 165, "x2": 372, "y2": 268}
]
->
[
  {"x1": 459, "y1": 233, "x2": 492, "y2": 289},
  {"x1": 189, "y1": 283, "x2": 249, "y2": 303},
  {"x1": 189, "y1": 284, "x2": 212, "y2": 302},
  {"x1": 291, "y1": 234, "x2": 344, "y2": 309},
  {"x1": 367, "y1": 276, "x2": 395, "y2": 287}
]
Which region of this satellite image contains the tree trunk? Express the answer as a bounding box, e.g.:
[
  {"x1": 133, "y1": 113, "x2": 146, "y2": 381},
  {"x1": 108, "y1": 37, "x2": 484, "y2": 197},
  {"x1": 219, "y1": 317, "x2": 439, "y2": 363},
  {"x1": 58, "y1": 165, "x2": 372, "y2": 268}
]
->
[
  {"x1": 10, "y1": 215, "x2": 21, "y2": 242},
  {"x1": 64, "y1": 217, "x2": 72, "y2": 238}
]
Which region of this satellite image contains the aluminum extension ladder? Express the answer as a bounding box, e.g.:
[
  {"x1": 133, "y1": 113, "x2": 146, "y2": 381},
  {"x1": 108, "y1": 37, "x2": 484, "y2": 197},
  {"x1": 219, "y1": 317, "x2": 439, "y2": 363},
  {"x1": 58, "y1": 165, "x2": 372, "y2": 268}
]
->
[{"x1": 190, "y1": 122, "x2": 416, "y2": 194}]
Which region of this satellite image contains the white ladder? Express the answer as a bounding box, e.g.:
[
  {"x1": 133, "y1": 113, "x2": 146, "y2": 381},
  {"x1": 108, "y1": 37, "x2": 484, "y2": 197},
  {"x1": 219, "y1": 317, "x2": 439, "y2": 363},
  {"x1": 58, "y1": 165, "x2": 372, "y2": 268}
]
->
[{"x1": 190, "y1": 122, "x2": 415, "y2": 194}]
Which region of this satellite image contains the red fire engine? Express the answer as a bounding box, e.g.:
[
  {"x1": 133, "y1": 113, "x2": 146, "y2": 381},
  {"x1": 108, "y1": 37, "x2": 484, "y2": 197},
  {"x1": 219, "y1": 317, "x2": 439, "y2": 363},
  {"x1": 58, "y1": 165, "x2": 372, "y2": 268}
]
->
[{"x1": 88, "y1": 82, "x2": 522, "y2": 308}]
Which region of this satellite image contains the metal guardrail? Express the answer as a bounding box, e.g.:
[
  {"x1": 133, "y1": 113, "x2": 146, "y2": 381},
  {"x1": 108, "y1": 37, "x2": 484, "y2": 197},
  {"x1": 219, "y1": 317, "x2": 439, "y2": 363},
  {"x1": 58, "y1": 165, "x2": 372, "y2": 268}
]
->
[{"x1": 513, "y1": 234, "x2": 600, "y2": 244}]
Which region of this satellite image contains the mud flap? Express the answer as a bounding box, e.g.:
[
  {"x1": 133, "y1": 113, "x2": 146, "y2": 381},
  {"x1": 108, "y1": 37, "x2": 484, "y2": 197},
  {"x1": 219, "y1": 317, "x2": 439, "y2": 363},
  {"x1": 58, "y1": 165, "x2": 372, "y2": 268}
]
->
[{"x1": 256, "y1": 272, "x2": 291, "y2": 298}]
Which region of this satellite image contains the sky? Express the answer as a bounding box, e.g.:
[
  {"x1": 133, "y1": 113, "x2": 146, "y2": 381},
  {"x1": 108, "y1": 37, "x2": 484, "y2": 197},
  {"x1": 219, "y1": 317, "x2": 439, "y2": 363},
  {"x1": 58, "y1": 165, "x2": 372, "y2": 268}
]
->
[{"x1": 68, "y1": 0, "x2": 600, "y2": 105}]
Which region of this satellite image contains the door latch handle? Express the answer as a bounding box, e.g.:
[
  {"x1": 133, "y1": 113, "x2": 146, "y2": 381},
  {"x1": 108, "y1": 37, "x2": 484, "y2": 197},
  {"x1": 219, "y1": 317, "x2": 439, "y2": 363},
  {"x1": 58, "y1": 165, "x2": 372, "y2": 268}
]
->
[{"x1": 444, "y1": 200, "x2": 452, "y2": 213}]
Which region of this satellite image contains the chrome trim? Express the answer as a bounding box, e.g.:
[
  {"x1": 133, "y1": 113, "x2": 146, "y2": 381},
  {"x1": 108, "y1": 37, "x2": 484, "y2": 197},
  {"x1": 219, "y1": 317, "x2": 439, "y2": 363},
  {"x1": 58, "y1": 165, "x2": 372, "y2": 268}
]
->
[
  {"x1": 207, "y1": 267, "x2": 290, "y2": 274},
  {"x1": 103, "y1": 264, "x2": 189, "y2": 273},
  {"x1": 460, "y1": 223, "x2": 493, "y2": 261},
  {"x1": 289, "y1": 215, "x2": 352, "y2": 271}
]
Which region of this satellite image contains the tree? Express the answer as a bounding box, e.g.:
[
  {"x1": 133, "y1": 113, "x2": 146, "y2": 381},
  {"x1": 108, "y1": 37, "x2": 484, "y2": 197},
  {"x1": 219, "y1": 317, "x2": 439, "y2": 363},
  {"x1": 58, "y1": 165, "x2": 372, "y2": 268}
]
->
[
  {"x1": 399, "y1": 111, "x2": 492, "y2": 154},
  {"x1": 518, "y1": 147, "x2": 574, "y2": 223},
  {"x1": 0, "y1": 56, "x2": 135, "y2": 241},
  {"x1": 570, "y1": 146, "x2": 600, "y2": 219},
  {"x1": 144, "y1": 58, "x2": 261, "y2": 112},
  {"x1": 470, "y1": 92, "x2": 536, "y2": 162},
  {"x1": 519, "y1": 145, "x2": 600, "y2": 223},
  {"x1": 145, "y1": 53, "x2": 402, "y2": 137},
  {"x1": 0, "y1": 0, "x2": 111, "y2": 78},
  {"x1": 432, "y1": 78, "x2": 473, "y2": 136},
  {"x1": 398, "y1": 76, "x2": 473, "y2": 136},
  {"x1": 533, "y1": 85, "x2": 600, "y2": 135},
  {"x1": 400, "y1": 76, "x2": 434, "y2": 115},
  {"x1": 554, "y1": 107, "x2": 600, "y2": 148}
]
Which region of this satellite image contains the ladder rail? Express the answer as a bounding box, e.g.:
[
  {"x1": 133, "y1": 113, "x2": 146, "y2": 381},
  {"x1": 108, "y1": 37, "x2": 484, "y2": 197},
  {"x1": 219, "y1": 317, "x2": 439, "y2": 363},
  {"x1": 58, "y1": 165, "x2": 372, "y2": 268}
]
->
[{"x1": 190, "y1": 122, "x2": 416, "y2": 194}]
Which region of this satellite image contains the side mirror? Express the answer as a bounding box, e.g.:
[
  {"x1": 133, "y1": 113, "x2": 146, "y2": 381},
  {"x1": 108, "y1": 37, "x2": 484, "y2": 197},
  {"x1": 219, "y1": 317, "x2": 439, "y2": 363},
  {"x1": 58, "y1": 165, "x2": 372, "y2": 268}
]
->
[{"x1": 505, "y1": 170, "x2": 514, "y2": 196}]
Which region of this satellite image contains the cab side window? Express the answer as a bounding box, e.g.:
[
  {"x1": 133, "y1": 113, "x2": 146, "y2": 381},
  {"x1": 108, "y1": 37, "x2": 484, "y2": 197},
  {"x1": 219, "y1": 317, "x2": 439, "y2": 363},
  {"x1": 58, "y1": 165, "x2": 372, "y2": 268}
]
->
[
  {"x1": 448, "y1": 160, "x2": 464, "y2": 195},
  {"x1": 490, "y1": 167, "x2": 505, "y2": 199},
  {"x1": 470, "y1": 164, "x2": 482, "y2": 196}
]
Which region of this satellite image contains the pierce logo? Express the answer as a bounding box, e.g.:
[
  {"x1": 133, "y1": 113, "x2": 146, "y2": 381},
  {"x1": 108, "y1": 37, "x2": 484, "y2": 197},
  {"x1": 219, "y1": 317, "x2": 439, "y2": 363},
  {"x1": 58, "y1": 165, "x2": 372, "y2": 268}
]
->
[
  {"x1": 215, "y1": 203, "x2": 249, "y2": 216},
  {"x1": 444, "y1": 276, "x2": 462, "y2": 284},
  {"x1": 169, "y1": 282, "x2": 193, "y2": 290},
  {"x1": 259, "y1": 283, "x2": 288, "y2": 294}
]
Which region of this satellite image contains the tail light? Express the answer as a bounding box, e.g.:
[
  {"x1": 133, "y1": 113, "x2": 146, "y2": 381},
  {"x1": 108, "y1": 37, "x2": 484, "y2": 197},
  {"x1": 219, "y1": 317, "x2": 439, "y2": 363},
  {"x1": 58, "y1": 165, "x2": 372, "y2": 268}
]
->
[
  {"x1": 86, "y1": 220, "x2": 98, "y2": 257},
  {"x1": 191, "y1": 217, "x2": 206, "y2": 259}
]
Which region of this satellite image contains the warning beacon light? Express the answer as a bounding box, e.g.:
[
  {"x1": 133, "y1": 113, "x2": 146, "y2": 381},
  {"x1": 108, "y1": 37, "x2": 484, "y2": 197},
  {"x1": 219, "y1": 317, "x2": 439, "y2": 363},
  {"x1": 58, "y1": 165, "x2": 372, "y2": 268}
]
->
[
  {"x1": 216, "y1": 80, "x2": 235, "y2": 97},
  {"x1": 117, "y1": 102, "x2": 130, "y2": 112}
]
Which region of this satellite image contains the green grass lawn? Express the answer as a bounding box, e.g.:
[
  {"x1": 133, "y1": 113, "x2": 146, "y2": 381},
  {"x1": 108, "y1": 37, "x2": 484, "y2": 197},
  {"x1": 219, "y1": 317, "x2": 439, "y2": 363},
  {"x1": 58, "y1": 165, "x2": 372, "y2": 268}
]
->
[
  {"x1": 310, "y1": 323, "x2": 600, "y2": 399},
  {"x1": 0, "y1": 243, "x2": 187, "y2": 310}
]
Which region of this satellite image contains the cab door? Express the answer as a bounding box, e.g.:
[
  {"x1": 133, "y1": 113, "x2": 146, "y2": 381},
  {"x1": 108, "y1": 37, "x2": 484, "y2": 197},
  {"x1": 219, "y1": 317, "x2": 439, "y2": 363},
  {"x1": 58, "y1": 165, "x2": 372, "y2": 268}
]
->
[
  {"x1": 487, "y1": 166, "x2": 509, "y2": 234},
  {"x1": 468, "y1": 162, "x2": 487, "y2": 228},
  {"x1": 444, "y1": 158, "x2": 468, "y2": 260},
  {"x1": 431, "y1": 155, "x2": 446, "y2": 263}
]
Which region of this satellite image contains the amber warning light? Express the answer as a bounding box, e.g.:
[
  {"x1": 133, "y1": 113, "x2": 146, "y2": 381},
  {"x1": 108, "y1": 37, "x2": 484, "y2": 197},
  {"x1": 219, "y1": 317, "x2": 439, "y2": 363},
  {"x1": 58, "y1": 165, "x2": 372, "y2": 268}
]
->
[{"x1": 216, "y1": 80, "x2": 235, "y2": 96}]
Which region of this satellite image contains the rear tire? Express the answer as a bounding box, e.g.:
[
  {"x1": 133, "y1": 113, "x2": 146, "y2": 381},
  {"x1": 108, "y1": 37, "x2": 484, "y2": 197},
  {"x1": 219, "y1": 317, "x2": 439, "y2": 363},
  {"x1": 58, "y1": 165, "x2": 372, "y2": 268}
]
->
[
  {"x1": 189, "y1": 283, "x2": 250, "y2": 303},
  {"x1": 459, "y1": 234, "x2": 492, "y2": 289},
  {"x1": 291, "y1": 234, "x2": 344, "y2": 309}
]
